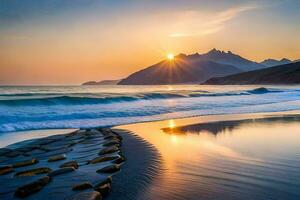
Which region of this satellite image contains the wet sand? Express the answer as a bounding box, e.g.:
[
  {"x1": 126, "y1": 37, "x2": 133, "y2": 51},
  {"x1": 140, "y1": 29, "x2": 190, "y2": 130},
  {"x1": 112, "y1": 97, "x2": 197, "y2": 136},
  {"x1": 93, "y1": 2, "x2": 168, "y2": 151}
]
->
[
  {"x1": 0, "y1": 128, "x2": 161, "y2": 200},
  {"x1": 1, "y1": 110, "x2": 300, "y2": 199},
  {"x1": 0, "y1": 128, "x2": 126, "y2": 199},
  {"x1": 117, "y1": 111, "x2": 300, "y2": 200}
]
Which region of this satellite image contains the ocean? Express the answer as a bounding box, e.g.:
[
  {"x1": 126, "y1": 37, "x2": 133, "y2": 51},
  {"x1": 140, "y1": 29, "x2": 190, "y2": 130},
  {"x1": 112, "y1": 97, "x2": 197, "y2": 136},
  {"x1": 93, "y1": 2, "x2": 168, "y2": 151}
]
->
[{"x1": 1, "y1": 85, "x2": 300, "y2": 134}]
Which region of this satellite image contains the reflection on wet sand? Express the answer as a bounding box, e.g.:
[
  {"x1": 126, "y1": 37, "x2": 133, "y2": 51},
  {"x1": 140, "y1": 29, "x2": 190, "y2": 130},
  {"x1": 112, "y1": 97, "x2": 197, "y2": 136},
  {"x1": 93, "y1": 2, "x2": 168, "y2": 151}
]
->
[
  {"x1": 162, "y1": 115, "x2": 300, "y2": 135},
  {"x1": 118, "y1": 112, "x2": 300, "y2": 200}
]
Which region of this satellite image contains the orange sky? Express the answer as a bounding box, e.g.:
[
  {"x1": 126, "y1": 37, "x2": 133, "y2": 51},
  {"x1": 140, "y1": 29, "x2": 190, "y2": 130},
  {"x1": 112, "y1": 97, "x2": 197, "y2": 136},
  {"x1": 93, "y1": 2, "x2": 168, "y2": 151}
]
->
[{"x1": 0, "y1": 0, "x2": 300, "y2": 85}]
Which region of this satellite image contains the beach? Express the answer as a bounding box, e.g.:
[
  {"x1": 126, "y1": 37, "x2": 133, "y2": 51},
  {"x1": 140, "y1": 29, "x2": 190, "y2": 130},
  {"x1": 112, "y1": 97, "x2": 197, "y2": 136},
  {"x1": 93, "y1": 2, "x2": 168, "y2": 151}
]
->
[
  {"x1": 1, "y1": 85, "x2": 300, "y2": 199},
  {"x1": 117, "y1": 111, "x2": 300, "y2": 200},
  {"x1": 2, "y1": 0, "x2": 300, "y2": 199},
  {"x1": 1, "y1": 111, "x2": 300, "y2": 199}
]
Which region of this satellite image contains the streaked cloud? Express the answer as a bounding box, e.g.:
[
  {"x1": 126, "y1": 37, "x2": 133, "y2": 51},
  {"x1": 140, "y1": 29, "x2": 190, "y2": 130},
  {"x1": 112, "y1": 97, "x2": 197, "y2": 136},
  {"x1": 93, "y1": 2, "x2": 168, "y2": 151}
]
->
[{"x1": 169, "y1": 5, "x2": 258, "y2": 37}]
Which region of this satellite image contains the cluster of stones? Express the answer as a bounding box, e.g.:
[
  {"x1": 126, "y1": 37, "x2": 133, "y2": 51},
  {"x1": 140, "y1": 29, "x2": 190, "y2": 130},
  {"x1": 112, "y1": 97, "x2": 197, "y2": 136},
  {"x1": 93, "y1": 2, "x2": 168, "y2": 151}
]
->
[{"x1": 0, "y1": 128, "x2": 125, "y2": 200}]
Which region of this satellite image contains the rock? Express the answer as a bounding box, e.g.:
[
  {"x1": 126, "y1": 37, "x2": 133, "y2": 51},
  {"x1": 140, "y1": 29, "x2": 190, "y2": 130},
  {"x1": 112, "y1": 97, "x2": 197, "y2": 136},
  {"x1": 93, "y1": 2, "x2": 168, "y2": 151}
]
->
[
  {"x1": 96, "y1": 164, "x2": 120, "y2": 173},
  {"x1": 0, "y1": 165, "x2": 14, "y2": 175},
  {"x1": 15, "y1": 167, "x2": 52, "y2": 177},
  {"x1": 1, "y1": 128, "x2": 124, "y2": 199},
  {"x1": 87, "y1": 129, "x2": 101, "y2": 135},
  {"x1": 72, "y1": 182, "x2": 93, "y2": 191},
  {"x1": 0, "y1": 148, "x2": 12, "y2": 156},
  {"x1": 94, "y1": 183, "x2": 111, "y2": 197},
  {"x1": 14, "y1": 176, "x2": 51, "y2": 198},
  {"x1": 46, "y1": 134, "x2": 67, "y2": 141},
  {"x1": 15, "y1": 147, "x2": 35, "y2": 153},
  {"x1": 13, "y1": 158, "x2": 39, "y2": 168},
  {"x1": 66, "y1": 191, "x2": 102, "y2": 200},
  {"x1": 5, "y1": 150, "x2": 22, "y2": 158},
  {"x1": 41, "y1": 145, "x2": 70, "y2": 152},
  {"x1": 111, "y1": 132, "x2": 122, "y2": 141},
  {"x1": 60, "y1": 161, "x2": 78, "y2": 169},
  {"x1": 112, "y1": 156, "x2": 126, "y2": 164},
  {"x1": 48, "y1": 154, "x2": 66, "y2": 162},
  {"x1": 102, "y1": 139, "x2": 120, "y2": 147},
  {"x1": 67, "y1": 141, "x2": 78, "y2": 147},
  {"x1": 88, "y1": 156, "x2": 120, "y2": 164},
  {"x1": 48, "y1": 167, "x2": 75, "y2": 177},
  {"x1": 98, "y1": 146, "x2": 119, "y2": 155},
  {"x1": 94, "y1": 176, "x2": 112, "y2": 188},
  {"x1": 33, "y1": 139, "x2": 56, "y2": 146},
  {"x1": 103, "y1": 135, "x2": 120, "y2": 141}
]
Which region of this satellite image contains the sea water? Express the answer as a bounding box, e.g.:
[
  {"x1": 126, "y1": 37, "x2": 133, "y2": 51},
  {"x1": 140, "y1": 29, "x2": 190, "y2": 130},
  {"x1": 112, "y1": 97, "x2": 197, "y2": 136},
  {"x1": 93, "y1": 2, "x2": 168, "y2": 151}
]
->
[{"x1": 0, "y1": 85, "x2": 300, "y2": 134}]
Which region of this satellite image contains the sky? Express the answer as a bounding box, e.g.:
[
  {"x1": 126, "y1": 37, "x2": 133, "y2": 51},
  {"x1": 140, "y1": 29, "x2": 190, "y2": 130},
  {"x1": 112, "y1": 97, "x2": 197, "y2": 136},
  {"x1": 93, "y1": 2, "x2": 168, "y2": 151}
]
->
[{"x1": 0, "y1": 0, "x2": 300, "y2": 85}]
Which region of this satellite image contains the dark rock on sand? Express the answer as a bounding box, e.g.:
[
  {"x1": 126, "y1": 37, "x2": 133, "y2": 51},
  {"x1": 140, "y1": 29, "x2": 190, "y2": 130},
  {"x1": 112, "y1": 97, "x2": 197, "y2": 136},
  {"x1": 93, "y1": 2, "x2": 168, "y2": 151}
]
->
[
  {"x1": 48, "y1": 154, "x2": 66, "y2": 162},
  {"x1": 103, "y1": 139, "x2": 120, "y2": 147},
  {"x1": 6, "y1": 150, "x2": 23, "y2": 158},
  {"x1": 0, "y1": 148, "x2": 12, "y2": 156},
  {"x1": 32, "y1": 139, "x2": 56, "y2": 146},
  {"x1": 72, "y1": 182, "x2": 93, "y2": 191},
  {"x1": 15, "y1": 167, "x2": 52, "y2": 177},
  {"x1": 112, "y1": 156, "x2": 126, "y2": 164},
  {"x1": 13, "y1": 158, "x2": 38, "y2": 168},
  {"x1": 96, "y1": 164, "x2": 120, "y2": 173},
  {"x1": 88, "y1": 156, "x2": 120, "y2": 164},
  {"x1": 94, "y1": 176, "x2": 112, "y2": 187},
  {"x1": 48, "y1": 167, "x2": 75, "y2": 177},
  {"x1": 94, "y1": 183, "x2": 111, "y2": 197},
  {"x1": 98, "y1": 146, "x2": 119, "y2": 155},
  {"x1": 0, "y1": 128, "x2": 125, "y2": 199},
  {"x1": 67, "y1": 191, "x2": 102, "y2": 200},
  {"x1": 60, "y1": 161, "x2": 79, "y2": 169},
  {"x1": 41, "y1": 145, "x2": 71, "y2": 152},
  {"x1": 14, "y1": 176, "x2": 51, "y2": 198},
  {"x1": 103, "y1": 135, "x2": 121, "y2": 141},
  {"x1": 0, "y1": 165, "x2": 14, "y2": 175}
]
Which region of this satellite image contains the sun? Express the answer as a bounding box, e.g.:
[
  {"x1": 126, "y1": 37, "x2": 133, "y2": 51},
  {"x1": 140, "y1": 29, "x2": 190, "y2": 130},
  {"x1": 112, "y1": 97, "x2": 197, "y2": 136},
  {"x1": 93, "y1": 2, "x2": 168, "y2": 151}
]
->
[{"x1": 167, "y1": 53, "x2": 174, "y2": 60}]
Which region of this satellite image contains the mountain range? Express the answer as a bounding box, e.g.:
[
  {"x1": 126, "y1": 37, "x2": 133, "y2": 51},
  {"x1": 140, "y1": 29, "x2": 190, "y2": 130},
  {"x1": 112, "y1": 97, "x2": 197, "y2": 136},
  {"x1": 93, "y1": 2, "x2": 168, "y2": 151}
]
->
[
  {"x1": 260, "y1": 58, "x2": 292, "y2": 67},
  {"x1": 203, "y1": 61, "x2": 300, "y2": 85},
  {"x1": 118, "y1": 58, "x2": 242, "y2": 85},
  {"x1": 118, "y1": 49, "x2": 294, "y2": 85},
  {"x1": 82, "y1": 79, "x2": 120, "y2": 85},
  {"x1": 83, "y1": 49, "x2": 299, "y2": 85}
]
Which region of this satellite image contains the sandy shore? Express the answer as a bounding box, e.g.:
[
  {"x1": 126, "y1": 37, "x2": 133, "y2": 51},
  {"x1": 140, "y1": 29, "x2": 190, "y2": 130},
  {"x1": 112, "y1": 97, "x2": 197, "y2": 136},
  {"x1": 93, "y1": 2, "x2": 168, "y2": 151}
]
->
[
  {"x1": 106, "y1": 129, "x2": 161, "y2": 200},
  {"x1": 0, "y1": 128, "x2": 161, "y2": 200},
  {"x1": 117, "y1": 110, "x2": 300, "y2": 200},
  {"x1": 1, "y1": 110, "x2": 300, "y2": 200},
  {"x1": 0, "y1": 128, "x2": 126, "y2": 199}
]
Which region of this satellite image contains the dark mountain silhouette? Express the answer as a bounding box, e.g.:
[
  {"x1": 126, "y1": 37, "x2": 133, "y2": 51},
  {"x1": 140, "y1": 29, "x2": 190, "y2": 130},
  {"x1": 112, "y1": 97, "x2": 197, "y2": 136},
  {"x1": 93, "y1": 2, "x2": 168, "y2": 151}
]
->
[
  {"x1": 194, "y1": 48, "x2": 265, "y2": 71},
  {"x1": 118, "y1": 58, "x2": 242, "y2": 85},
  {"x1": 260, "y1": 58, "x2": 292, "y2": 67},
  {"x1": 118, "y1": 49, "x2": 266, "y2": 85},
  {"x1": 82, "y1": 79, "x2": 120, "y2": 85},
  {"x1": 202, "y1": 62, "x2": 300, "y2": 85}
]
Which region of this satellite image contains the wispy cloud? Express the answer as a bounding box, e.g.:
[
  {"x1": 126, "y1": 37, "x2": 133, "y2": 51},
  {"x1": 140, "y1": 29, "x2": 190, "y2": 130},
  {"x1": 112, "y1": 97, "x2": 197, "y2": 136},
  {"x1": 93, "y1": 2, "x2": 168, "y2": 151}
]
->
[{"x1": 169, "y1": 5, "x2": 259, "y2": 37}]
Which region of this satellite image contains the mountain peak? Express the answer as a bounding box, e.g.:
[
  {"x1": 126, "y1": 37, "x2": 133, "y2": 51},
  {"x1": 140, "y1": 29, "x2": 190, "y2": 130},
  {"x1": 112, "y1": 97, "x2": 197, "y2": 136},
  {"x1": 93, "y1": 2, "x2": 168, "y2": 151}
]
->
[
  {"x1": 176, "y1": 53, "x2": 187, "y2": 58},
  {"x1": 208, "y1": 48, "x2": 221, "y2": 54},
  {"x1": 260, "y1": 58, "x2": 292, "y2": 67},
  {"x1": 280, "y1": 58, "x2": 292, "y2": 62},
  {"x1": 206, "y1": 49, "x2": 236, "y2": 56}
]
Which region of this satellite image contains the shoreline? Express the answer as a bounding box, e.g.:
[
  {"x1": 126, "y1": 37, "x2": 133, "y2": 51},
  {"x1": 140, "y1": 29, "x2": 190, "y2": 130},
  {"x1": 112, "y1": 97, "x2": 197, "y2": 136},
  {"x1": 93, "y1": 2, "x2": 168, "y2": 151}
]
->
[
  {"x1": 0, "y1": 128, "x2": 162, "y2": 200},
  {"x1": 1, "y1": 110, "x2": 300, "y2": 199},
  {"x1": 107, "y1": 129, "x2": 162, "y2": 200},
  {"x1": 117, "y1": 111, "x2": 300, "y2": 199},
  {"x1": 2, "y1": 109, "x2": 300, "y2": 148},
  {"x1": 0, "y1": 128, "x2": 127, "y2": 199}
]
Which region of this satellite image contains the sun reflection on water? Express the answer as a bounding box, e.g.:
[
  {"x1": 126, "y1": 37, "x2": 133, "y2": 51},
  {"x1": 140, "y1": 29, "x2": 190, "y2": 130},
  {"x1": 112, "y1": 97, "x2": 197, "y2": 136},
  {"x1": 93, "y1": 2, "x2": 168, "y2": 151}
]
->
[
  {"x1": 118, "y1": 113, "x2": 300, "y2": 200},
  {"x1": 168, "y1": 119, "x2": 176, "y2": 129}
]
